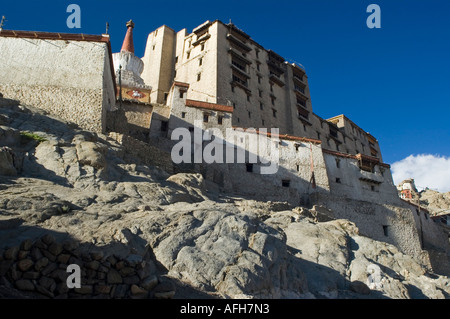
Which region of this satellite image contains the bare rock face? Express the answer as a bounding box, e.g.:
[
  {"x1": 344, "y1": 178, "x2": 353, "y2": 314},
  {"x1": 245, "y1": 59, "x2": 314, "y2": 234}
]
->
[
  {"x1": 1, "y1": 102, "x2": 449, "y2": 300},
  {"x1": 0, "y1": 147, "x2": 17, "y2": 176}
]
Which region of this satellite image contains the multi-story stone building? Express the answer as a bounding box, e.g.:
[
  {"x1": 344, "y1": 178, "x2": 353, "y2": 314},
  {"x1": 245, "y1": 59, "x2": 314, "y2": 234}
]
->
[{"x1": 141, "y1": 20, "x2": 382, "y2": 161}]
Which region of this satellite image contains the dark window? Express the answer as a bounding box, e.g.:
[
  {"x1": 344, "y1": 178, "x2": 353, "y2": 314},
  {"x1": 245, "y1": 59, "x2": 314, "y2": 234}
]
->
[
  {"x1": 282, "y1": 180, "x2": 291, "y2": 188},
  {"x1": 296, "y1": 164, "x2": 300, "y2": 172},
  {"x1": 218, "y1": 116, "x2": 223, "y2": 125},
  {"x1": 188, "y1": 127, "x2": 194, "y2": 132},
  {"x1": 199, "y1": 58, "x2": 203, "y2": 66},
  {"x1": 160, "y1": 121, "x2": 168, "y2": 132},
  {"x1": 336, "y1": 178, "x2": 341, "y2": 184},
  {"x1": 260, "y1": 102, "x2": 264, "y2": 110},
  {"x1": 179, "y1": 91, "x2": 185, "y2": 99},
  {"x1": 246, "y1": 164, "x2": 254, "y2": 173},
  {"x1": 336, "y1": 159, "x2": 340, "y2": 168},
  {"x1": 197, "y1": 73, "x2": 201, "y2": 81},
  {"x1": 232, "y1": 58, "x2": 246, "y2": 72},
  {"x1": 201, "y1": 43, "x2": 205, "y2": 51},
  {"x1": 383, "y1": 225, "x2": 389, "y2": 237},
  {"x1": 272, "y1": 109, "x2": 277, "y2": 118},
  {"x1": 181, "y1": 112, "x2": 186, "y2": 119},
  {"x1": 203, "y1": 113, "x2": 209, "y2": 123}
]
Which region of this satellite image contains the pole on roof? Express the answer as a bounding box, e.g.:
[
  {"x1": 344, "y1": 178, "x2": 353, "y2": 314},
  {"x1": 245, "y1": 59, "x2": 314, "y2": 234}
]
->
[
  {"x1": 0, "y1": 16, "x2": 6, "y2": 32},
  {"x1": 119, "y1": 65, "x2": 123, "y2": 108}
]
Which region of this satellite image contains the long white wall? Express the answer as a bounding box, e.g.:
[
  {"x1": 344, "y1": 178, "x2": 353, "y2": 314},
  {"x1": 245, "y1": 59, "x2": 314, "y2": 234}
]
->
[{"x1": 0, "y1": 36, "x2": 116, "y2": 133}]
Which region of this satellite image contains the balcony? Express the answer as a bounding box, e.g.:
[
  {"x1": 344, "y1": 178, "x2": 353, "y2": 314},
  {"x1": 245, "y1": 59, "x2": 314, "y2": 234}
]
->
[
  {"x1": 267, "y1": 59, "x2": 284, "y2": 76},
  {"x1": 269, "y1": 73, "x2": 285, "y2": 87},
  {"x1": 293, "y1": 74, "x2": 304, "y2": 83},
  {"x1": 227, "y1": 33, "x2": 252, "y2": 53},
  {"x1": 231, "y1": 63, "x2": 250, "y2": 78}
]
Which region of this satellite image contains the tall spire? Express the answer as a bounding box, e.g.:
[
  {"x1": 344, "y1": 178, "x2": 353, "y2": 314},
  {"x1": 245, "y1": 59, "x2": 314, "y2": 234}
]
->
[{"x1": 120, "y1": 20, "x2": 135, "y2": 53}]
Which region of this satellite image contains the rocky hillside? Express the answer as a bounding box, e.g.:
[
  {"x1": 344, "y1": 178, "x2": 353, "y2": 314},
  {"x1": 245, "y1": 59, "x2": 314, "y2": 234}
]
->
[
  {"x1": 0, "y1": 100, "x2": 449, "y2": 299},
  {"x1": 419, "y1": 189, "x2": 450, "y2": 216}
]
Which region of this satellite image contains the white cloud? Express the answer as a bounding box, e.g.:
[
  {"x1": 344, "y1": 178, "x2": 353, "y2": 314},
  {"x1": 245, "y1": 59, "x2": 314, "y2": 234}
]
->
[{"x1": 391, "y1": 154, "x2": 450, "y2": 193}]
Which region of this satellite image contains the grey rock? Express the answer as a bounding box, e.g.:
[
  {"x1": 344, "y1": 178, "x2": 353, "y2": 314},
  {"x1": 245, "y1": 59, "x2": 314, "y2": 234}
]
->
[
  {"x1": 4, "y1": 246, "x2": 19, "y2": 260},
  {"x1": 34, "y1": 257, "x2": 49, "y2": 271},
  {"x1": 20, "y1": 239, "x2": 33, "y2": 251},
  {"x1": 48, "y1": 243, "x2": 63, "y2": 256},
  {"x1": 17, "y1": 259, "x2": 34, "y2": 272},
  {"x1": 15, "y1": 279, "x2": 35, "y2": 291},
  {"x1": 107, "y1": 269, "x2": 123, "y2": 284}
]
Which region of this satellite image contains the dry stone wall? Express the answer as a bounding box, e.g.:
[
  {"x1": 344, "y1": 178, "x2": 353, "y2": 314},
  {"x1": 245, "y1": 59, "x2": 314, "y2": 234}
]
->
[{"x1": 0, "y1": 234, "x2": 175, "y2": 299}]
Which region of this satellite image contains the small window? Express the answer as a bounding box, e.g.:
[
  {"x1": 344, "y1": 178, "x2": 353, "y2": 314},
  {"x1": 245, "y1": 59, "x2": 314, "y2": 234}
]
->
[
  {"x1": 218, "y1": 116, "x2": 223, "y2": 125},
  {"x1": 259, "y1": 90, "x2": 262, "y2": 98},
  {"x1": 233, "y1": 102, "x2": 236, "y2": 109},
  {"x1": 336, "y1": 159, "x2": 341, "y2": 168},
  {"x1": 336, "y1": 178, "x2": 341, "y2": 184},
  {"x1": 175, "y1": 56, "x2": 178, "y2": 64},
  {"x1": 303, "y1": 124, "x2": 307, "y2": 131},
  {"x1": 247, "y1": 95, "x2": 250, "y2": 102},
  {"x1": 160, "y1": 121, "x2": 168, "y2": 132},
  {"x1": 197, "y1": 73, "x2": 202, "y2": 81},
  {"x1": 203, "y1": 113, "x2": 209, "y2": 123},
  {"x1": 371, "y1": 185, "x2": 375, "y2": 191},
  {"x1": 272, "y1": 109, "x2": 277, "y2": 118},
  {"x1": 199, "y1": 58, "x2": 203, "y2": 66},
  {"x1": 383, "y1": 225, "x2": 389, "y2": 237},
  {"x1": 296, "y1": 164, "x2": 300, "y2": 172},
  {"x1": 152, "y1": 45, "x2": 156, "y2": 50},
  {"x1": 201, "y1": 43, "x2": 205, "y2": 51},
  {"x1": 188, "y1": 127, "x2": 194, "y2": 132},
  {"x1": 282, "y1": 180, "x2": 291, "y2": 188},
  {"x1": 262, "y1": 119, "x2": 265, "y2": 126},
  {"x1": 246, "y1": 164, "x2": 254, "y2": 173},
  {"x1": 187, "y1": 51, "x2": 190, "y2": 59},
  {"x1": 257, "y1": 75, "x2": 262, "y2": 84},
  {"x1": 271, "y1": 97, "x2": 275, "y2": 105},
  {"x1": 260, "y1": 102, "x2": 264, "y2": 110},
  {"x1": 181, "y1": 112, "x2": 186, "y2": 119},
  {"x1": 179, "y1": 91, "x2": 185, "y2": 99},
  {"x1": 248, "y1": 111, "x2": 251, "y2": 118}
]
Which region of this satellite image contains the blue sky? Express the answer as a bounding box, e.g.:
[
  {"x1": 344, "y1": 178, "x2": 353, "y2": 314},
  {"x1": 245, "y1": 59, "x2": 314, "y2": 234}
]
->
[{"x1": 2, "y1": 0, "x2": 450, "y2": 190}]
